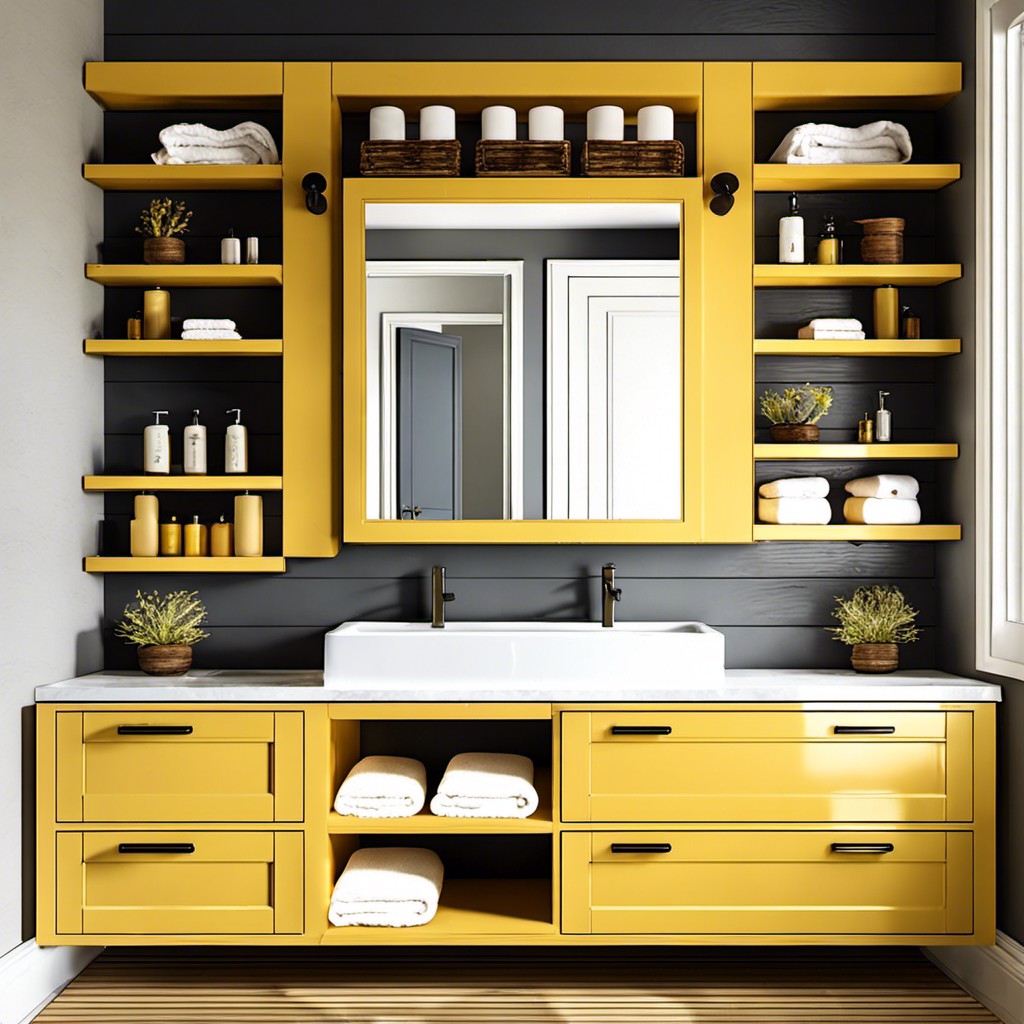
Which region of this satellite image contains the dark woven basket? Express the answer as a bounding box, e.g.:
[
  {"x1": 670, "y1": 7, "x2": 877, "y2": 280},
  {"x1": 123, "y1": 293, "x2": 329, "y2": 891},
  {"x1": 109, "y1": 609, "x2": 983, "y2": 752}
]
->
[
  {"x1": 581, "y1": 140, "x2": 684, "y2": 177},
  {"x1": 360, "y1": 140, "x2": 461, "y2": 177},
  {"x1": 857, "y1": 218, "x2": 905, "y2": 264},
  {"x1": 475, "y1": 140, "x2": 571, "y2": 177},
  {"x1": 769, "y1": 424, "x2": 820, "y2": 443}
]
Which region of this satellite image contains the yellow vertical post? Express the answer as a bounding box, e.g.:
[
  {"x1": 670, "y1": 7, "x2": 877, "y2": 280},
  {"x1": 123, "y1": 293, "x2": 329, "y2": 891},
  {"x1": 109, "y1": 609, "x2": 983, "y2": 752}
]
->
[
  {"x1": 282, "y1": 64, "x2": 340, "y2": 556},
  {"x1": 701, "y1": 63, "x2": 754, "y2": 542}
]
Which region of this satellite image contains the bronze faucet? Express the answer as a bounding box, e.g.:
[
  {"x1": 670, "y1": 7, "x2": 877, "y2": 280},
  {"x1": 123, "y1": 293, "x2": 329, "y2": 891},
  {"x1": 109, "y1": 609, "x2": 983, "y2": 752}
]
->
[
  {"x1": 431, "y1": 565, "x2": 456, "y2": 628},
  {"x1": 602, "y1": 563, "x2": 622, "y2": 628}
]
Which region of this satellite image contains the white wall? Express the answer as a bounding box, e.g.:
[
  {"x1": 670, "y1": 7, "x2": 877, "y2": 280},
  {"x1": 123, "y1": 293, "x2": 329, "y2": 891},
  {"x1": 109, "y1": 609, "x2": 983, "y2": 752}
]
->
[{"x1": 0, "y1": 0, "x2": 104, "y2": 965}]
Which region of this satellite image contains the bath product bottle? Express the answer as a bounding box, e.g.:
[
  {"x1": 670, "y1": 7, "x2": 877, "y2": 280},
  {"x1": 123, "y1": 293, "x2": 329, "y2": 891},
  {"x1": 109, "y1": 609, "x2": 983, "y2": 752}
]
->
[
  {"x1": 816, "y1": 213, "x2": 839, "y2": 265},
  {"x1": 183, "y1": 515, "x2": 209, "y2": 557},
  {"x1": 245, "y1": 236, "x2": 259, "y2": 265},
  {"x1": 902, "y1": 305, "x2": 921, "y2": 339},
  {"x1": 221, "y1": 229, "x2": 241, "y2": 265},
  {"x1": 129, "y1": 493, "x2": 159, "y2": 557},
  {"x1": 127, "y1": 311, "x2": 143, "y2": 340},
  {"x1": 160, "y1": 515, "x2": 182, "y2": 556},
  {"x1": 225, "y1": 408, "x2": 248, "y2": 474},
  {"x1": 857, "y1": 413, "x2": 875, "y2": 444},
  {"x1": 873, "y1": 285, "x2": 899, "y2": 339},
  {"x1": 779, "y1": 193, "x2": 804, "y2": 264},
  {"x1": 143, "y1": 287, "x2": 171, "y2": 339},
  {"x1": 183, "y1": 409, "x2": 207, "y2": 475},
  {"x1": 875, "y1": 391, "x2": 892, "y2": 443},
  {"x1": 144, "y1": 410, "x2": 170, "y2": 474},
  {"x1": 234, "y1": 492, "x2": 263, "y2": 557},
  {"x1": 210, "y1": 514, "x2": 234, "y2": 557}
]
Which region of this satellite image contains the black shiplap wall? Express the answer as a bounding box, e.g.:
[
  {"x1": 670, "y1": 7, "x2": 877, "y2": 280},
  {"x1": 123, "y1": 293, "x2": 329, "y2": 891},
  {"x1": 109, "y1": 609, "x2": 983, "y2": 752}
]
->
[{"x1": 102, "y1": 0, "x2": 946, "y2": 671}]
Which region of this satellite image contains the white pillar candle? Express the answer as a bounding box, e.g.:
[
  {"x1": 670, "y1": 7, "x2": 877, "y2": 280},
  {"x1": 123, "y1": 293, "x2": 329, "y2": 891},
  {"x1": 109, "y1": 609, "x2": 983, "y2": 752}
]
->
[
  {"x1": 637, "y1": 104, "x2": 674, "y2": 141},
  {"x1": 587, "y1": 105, "x2": 625, "y2": 141},
  {"x1": 369, "y1": 105, "x2": 405, "y2": 141},
  {"x1": 419, "y1": 105, "x2": 456, "y2": 140},
  {"x1": 528, "y1": 105, "x2": 564, "y2": 141},
  {"x1": 481, "y1": 105, "x2": 517, "y2": 140}
]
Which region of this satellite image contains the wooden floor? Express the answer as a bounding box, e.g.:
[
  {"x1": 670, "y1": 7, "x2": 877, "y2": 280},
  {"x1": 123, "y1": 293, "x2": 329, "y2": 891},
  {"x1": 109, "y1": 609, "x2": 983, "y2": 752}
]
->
[{"x1": 34, "y1": 947, "x2": 1000, "y2": 1023}]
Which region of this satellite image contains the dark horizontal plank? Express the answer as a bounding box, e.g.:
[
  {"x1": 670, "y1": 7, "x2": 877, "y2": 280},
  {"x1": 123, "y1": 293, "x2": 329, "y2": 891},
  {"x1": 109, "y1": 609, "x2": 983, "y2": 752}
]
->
[
  {"x1": 104, "y1": 357, "x2": 281, "y2": 384},
  {"x1": 755, "y1": 287, "x2": 938, "y2": 339},
  {"x1": 755, "y1": 381, "x2": 934, "y2": 429},
  {"x1": 104, "y1": 381, "x2": 282, "y2": 433},
  {"x1": 755, "y1": 193, "x2": 938, "y2": 234},
  {"x1": 756, "y1": 356, "x2": 938, "y2": 383}
]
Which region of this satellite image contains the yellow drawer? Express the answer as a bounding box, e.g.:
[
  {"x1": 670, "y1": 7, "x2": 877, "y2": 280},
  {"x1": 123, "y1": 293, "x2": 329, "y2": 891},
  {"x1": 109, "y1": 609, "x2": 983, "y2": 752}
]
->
[
  {"x1": 560, "y1": 711, "x2": 972, "y2": 822},
  {"x1": 54, "y1": 831, "x2": 304, "y2": 936},
  {"x1": 561, "y1": 830, "x2": 973, "y2": 936},
  {"x1": 55, "y1": 711, "x2": 304, "y2": 822}
]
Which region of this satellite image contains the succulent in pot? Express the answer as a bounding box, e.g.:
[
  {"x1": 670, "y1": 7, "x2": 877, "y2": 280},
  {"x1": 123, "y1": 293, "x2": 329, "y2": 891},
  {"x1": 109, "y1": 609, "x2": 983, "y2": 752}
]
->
[
  {"x1": 114, "y1": 589, "x2": 209, "y2": 676},
  {"x1": 136, "y1": 197, "x2": 192, "y2": 264},
  {"x1": 760, "y1": 383, "x2": 833, "y2": 442},
  {"x1": 828, "y1": 585, "x2": 920, "y2": 673}
]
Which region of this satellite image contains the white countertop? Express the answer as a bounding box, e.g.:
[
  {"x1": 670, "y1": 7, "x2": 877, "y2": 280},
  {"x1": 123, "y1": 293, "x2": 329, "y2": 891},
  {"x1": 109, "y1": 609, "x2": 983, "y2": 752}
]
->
[{"x1": 34, "y1": 668, "x2": 1002, "y2": 703}]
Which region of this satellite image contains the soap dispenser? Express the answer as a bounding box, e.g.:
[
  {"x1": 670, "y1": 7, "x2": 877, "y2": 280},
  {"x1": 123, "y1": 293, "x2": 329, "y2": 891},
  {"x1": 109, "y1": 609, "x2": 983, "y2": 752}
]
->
[
  {"x1": 779, "y1": 193, "x2": 804, "y2": 264},
  {"x1": 875, "y1": 391, "x2": 892, "y2": 443},
  {"x1": 816, "y1": 212, "x2": 839, "y2": 265},
  {"x1": 144, "y1": 411, "x2": 170, "y2": 474},
  {"x1": 183, "y1": 409, "x2": 207, "y2": 475},
  {"x1": 221, "y1": 228, "x2": 241, "y2": 265},
  {"x1": 225, "y1": 408, "x2": 248, "y2": 474}
]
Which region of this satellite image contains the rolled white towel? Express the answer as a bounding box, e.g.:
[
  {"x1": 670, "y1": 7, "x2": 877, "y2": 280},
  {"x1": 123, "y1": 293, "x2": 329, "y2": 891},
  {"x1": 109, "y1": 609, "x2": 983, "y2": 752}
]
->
[
  {"x1": 334, "y1": 755, "x2": 426, "y2": 818},
  {"x1": 328, "y1": 847, "x2": 443, "y2": 928},
  {"x1": 183, "y1": 318, "x2": 236, "y2": 331},
  {"x1": 758, "y1": 476, "x2": 829, "y2": 500},
  {"x1": 757, "y1": 496, "x2": 832, "y2": 525},
  {"x1": 807, "y1": 318, "x2": 863, "y2": 331},
  {"x1": 180, "y1": 329, "x2": 242, "y2": 340},
  {"x1": 769, "y1": 120, "x2": 912, "y2": 165},
  {"x1": 844, "y1": 497, "x2": 921, "y2": 525},
  {"x1": 844, "y1": 474, "x2": 920, "y2": 500},
  {"x1": 430, "y1": 753, "x2": 539, "y2": 819}
]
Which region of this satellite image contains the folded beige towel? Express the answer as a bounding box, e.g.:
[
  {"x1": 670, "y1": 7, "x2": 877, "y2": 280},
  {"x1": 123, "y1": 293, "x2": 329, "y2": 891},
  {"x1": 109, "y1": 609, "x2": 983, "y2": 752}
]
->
[
  {"x1": 329, "y1": 847, "x2": 443, "y2": 928},
  {"x1": 844, "y1": 497, "x2": 921, "y2": 525},
  {"x1": 334, "y1": 756, "x2": 426, "y2": 818},
  {"x1": 430, "y1": 753, "x2": 539, "y2": 819},
  {"x1": 757, "y1": 496, "x2": 832, "y2": 525},
  {"x1": 758, "y1": 476, "x2": 830, "y2": 500},
  {"x1": 844, "y1": 474, "x2": 920, "y2": 500}
]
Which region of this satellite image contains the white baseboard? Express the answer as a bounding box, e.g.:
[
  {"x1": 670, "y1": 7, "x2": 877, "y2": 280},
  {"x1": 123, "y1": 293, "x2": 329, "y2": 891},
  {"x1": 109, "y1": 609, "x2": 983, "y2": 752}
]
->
[
  {"x1": 927, "y1": 932, "x2": 1024, "y2": 1024},
  {"x1": 0, "y1": 940, "x2": 100, "y2": 1024}
]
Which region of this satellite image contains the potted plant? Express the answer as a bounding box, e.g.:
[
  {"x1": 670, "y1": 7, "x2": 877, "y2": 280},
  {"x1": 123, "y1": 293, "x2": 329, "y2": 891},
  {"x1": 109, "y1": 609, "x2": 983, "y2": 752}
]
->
[
  {"x1": 760, "y1": 383, "x2": 833, "y2": 442},
  {"x1": 828, "y1": 585, "x2": 920, "y2": 673},
  {"x1": 136, "y1": 197, "x2": 192, "y2": 264},
  {"x1": 114, "y1": 589, "x2": 209, "y2": 676}
]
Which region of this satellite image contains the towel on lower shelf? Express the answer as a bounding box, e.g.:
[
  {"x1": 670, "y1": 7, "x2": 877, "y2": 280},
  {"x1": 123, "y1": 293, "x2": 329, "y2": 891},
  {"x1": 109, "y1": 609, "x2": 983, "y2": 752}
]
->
[
  {"x1": 844, "y1": 497, "x2": 921, "y2": 525},
  {"x1": 757, "y1": 496, "x2": 832, "y2": 525},
  {"x1": 769, "y1": 120, "x2": 912, "y2": 165},
  {"x1": 430, "y1": 752, "x2": 539, "y2": 819},
  {"x1": 151, "y1": 121, "x2": 280, "y2": 165},
  {"x1": 797, "y1": 327, "x2": 867, "y2": 340},
  {"x1": 333, "y1": 755, "x2": 427, "y2": 818},
  {"x1": 807, "y1": 318, "x2": 863, "y2": 331},
  {"x1": 180, "y1": 329, "x2": 242, "y2": 340},
  {"x1": 328, "y1": 847, "x2": 443, "y2": 928},
  {"x1": 758, "y1": 476, "x2": 829, "y2": 500},
  {"x1": 183, "y1": 318, "x2": 236, "y2": 332},
  {"x1": 844, "y1": 474, "x2": 920, "y2": 500}
]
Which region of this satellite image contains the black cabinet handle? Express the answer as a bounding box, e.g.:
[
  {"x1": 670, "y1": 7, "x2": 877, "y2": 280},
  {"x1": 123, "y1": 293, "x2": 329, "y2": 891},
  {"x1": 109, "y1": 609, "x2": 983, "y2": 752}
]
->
[
  {"x1": 610, "y1": 843, "x2": 673, "y2": 854},
  {"x1": 610, "y1": 726, "x2": 672, "y2": 736},
  {"x1": 118, "y1": 843, "x2": 195, "y2": 855},
  {"x1": 117, "y1": 725, "x2": 193, "y2": 735},
  {"x1": 833, "y1": 725, "x2": 896, "y2": 735},
  {"x1": 830, "y1": 843, "x2": 895, "y2": 854},
  {"x1": 302, "y1": 172, "x2": 328, "y2": 215}
]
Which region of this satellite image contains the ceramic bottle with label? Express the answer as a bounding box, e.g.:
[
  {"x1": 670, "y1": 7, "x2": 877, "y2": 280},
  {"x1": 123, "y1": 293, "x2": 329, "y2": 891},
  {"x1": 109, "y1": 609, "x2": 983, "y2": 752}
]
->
[
  {"x1": 225, "y1": 408, "x2": 248, "y2": 474},
  {"x1": 144, "y1": 411, "x2": 170, "y2": 474},
  {"x1": 779, "y1": 193, "x2": 804, "y2": 264},
  {"x1": 183, "y1": 409, "x2": 207, "y2": 475}
]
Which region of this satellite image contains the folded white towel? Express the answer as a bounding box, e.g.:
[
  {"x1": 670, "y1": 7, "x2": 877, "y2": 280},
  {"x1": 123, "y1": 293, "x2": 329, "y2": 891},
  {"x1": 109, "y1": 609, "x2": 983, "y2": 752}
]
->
[
  {"x1": 329, "y1": 847, "x2": 443, "y2": 928},
  {"x1": 183, "y1": 318, "x2": 236, "y2": 331},
  {"x1": 807, "y1": 318, "x2": 863, "y2": 331},
  {"x1": 758, "y1": 476, "x2": 830, "y2": 500},
  {"x1": 844, "y1": 497, "x2": 921, "y2": 525},
  {"x1": 333, "y1": 756, "x2": 426, "y2": 818},
  {"x1": 757, "y1": 496, "x2": 832, "y2": 525},
  {"x1": 844, "y1": 474, "x2": 920, "y2": 500},
  {"x1": 180, "y1": 329, "x2": 242, "y2": 340},
  {"x1": 430, "y1": 753, "x2": 539, "y2": 819},
  {"x1": 797, "y1": 327, "x2": 867, "y2": 340},
  {"x1": 769, "y1": 120, "x2": 912, "y2": 165},
  {"x1": 153, "y1": 121, "x2": 280, "y2": 165},
  {"x1": 153, "y1": 146, "x2": 270, "y2": 165}
]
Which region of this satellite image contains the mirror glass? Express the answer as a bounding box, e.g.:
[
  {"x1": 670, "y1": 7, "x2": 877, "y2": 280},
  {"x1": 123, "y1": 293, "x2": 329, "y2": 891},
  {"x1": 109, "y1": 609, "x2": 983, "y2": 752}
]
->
[{"x1": 365, "y1": 202, "x2": 681, "y2": 521}]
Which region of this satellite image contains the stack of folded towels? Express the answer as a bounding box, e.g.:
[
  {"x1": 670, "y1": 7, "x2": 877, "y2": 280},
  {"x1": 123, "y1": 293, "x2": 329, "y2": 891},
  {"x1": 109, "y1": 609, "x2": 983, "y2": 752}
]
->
[
  {"x1": 152, "y1": 121, "x2": 280, "y2": 165},
  {"x1": 181, "y1": 318, "x2": 242, "y2": 341},
  {"x1": 797, "y1": 318, "x2": 865, "y2": 341},
  {"x1": 757, "y1": 476, "x2": 832, "y2": 525},
  {"x1": 843, "y1": 474, "x2": 921, "y2": 524},
  {"x1": 329, "y1": 847, "x2": 443, "y2": 928},
  {"x1": 769, "y1": 120, "x2": 912, "y2": 165}
]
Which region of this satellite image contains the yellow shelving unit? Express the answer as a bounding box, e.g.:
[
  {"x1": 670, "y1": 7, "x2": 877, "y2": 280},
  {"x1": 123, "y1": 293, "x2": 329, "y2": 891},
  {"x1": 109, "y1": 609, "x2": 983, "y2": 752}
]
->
[
  {"x1": 754, "y1": 264, "x2": 961, "y2": 287},
  {"x1": 754, "y1": 339, "x2": 961, "y2": 357},
  {"x1": 84, "y1": 164, "x2": 283, "y2": 191},
  {"x1": 326, "y1": 807, "x2": 554, "y2": 835},
  {"x1": 753, "y1": 525, "x2": 962, "y2": 542},
  {"x1": 755, "y1": 443, "x2": 959, "y2": 460},
  {"x1": 86, "y1": 264, "x2": 282, "y2": 287},
  {"x1": 84, "y1": 557, "x2": 286, "y2": 573},
  {"x1": 84, "y1": 339, "x2": 283, "y2": 357},
  {"x1": 83, "y1": 475, "x2": 283, "y2": 492},
  {"x1": 753, "y1": 164, "x2": 961, "y2": 192}
]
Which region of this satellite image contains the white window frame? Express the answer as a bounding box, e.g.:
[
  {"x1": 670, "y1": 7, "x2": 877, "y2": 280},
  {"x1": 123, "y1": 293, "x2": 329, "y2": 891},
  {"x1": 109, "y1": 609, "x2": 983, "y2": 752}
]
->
[{"x1": 978, "y1": 0, "x2": 1024, "y2": 677}]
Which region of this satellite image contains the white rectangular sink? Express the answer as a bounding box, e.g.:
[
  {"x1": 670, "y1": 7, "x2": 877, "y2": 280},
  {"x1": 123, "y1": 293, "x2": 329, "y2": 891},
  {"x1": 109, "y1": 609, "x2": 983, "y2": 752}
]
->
[{"x1": 324, "y1": 621, "x2": 724, "y2": 691}]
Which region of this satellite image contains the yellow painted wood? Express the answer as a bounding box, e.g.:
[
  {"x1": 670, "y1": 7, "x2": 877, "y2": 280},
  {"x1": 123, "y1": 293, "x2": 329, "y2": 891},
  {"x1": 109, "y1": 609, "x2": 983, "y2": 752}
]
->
[
  {"x1": 274, "y1": 832, "x2": 305, "y2": 934},
  {"x1": 972, "y1": 705, "x2": 997, "y2": 943},
  {"x1": 83, "y1": 475, "x2": 283, "y2": 492},
  {"x1": 329, "y1": 703, "x2": 554, "y2": 721},
  {"x1": 754, "y1": 264, "x2": 961, "y2": 287},
  {"x1": 85, "y1": 339, "x2": 283, "y2": 357},
  {"x1": 560, "y1": 833, "x2": 592, "y2": 935},
  {"x1": 305, "y1": 707, "x2": 334, "y2": 940},
  {"x1": 754, "y1": 164, "x2": 961, "y2": 192},
  {"x1": 84, "y1": 164, "x2": 283, "y2": 191},
  {"x1": 755, "y1": 442, "x2": 959, "y2": 460},
  {"x1": 273, "y1": 713, "x2": 305, "y2": 822},
  {"x1": 85, "y1": 62, "x2": 284, "y2": 110},
  {"x1": 84, "y1": 556, "x2": 286, "y2": 573},
  {"x1": 85, "y1": 264, "x2": 282, "y2": 287},
  {"x1": 559, "y1": 712, "x2": 593, "y2": 823},
  {"x1": 945, "y1": 712, "x2": 975, "y2": 823},
  {"x1": 55, "y1": 712, "x2": 84, "y2": 822},
  {"x1": 754, "y1": 338, "x2": 961, "y2": 357},
  {"x1": 754, "y1": 524, "x2": 963, "y2": 541},
  {"x1": 282, "y1": 62, "x2": 340, "y2": 558},
  {"x1": 55, "y1": 833, "x2": 83, "y2": 936}
]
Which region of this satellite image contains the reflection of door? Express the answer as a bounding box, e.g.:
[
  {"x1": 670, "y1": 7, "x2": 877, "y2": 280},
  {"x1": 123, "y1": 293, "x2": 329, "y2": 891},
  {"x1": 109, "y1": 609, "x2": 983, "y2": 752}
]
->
[{"x1": 396, "y1": 328, "x2": 463, "y2": 520}]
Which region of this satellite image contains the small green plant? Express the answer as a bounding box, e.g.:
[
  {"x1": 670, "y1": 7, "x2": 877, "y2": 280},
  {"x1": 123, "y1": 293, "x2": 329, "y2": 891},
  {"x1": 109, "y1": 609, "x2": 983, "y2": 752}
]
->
[
  {"x1": 135, "y1": 197, "x2": 192, "y2": 238},
  {"x1": 828, "y1": 585, "x2": 920, "y2": 646},
  {"x1": 114, "y1": 590, "x2": 209, "y2": 647},
  {"x1": 760, "y1": 384, "x2": 834, "y2": 425}
]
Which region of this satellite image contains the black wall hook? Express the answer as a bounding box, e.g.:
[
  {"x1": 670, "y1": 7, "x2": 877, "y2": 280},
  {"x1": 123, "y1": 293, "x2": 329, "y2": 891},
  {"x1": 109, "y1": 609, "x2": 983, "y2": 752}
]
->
[
  {"x1": 709, "y1": 172, "x2": 740, "y2": 216},
  {"x1": 302, "y1": 172, "x2": 328, "y2": 215}
]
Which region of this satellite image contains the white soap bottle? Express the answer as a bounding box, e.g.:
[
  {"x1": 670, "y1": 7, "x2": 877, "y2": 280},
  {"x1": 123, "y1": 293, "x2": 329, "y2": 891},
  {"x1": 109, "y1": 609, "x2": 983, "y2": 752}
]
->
[
  {"x1": 183, "y1": 409, "x2": 207, "y2": 474},
  {"x1": 779, "y1": 193, "x2": 805, "y2": 264},
  {"x1": 221, "y1": 228, "x2": 241, "y2": 265},
  {"x1": 875, "y1": 391, "x2": 892, "y2": 443},
  {"x1": 225, "y1": 408, "x2": 248, "y2": 474},
  {"x1": 144, "y1": 410, "x2": 170, "y2": 474}
]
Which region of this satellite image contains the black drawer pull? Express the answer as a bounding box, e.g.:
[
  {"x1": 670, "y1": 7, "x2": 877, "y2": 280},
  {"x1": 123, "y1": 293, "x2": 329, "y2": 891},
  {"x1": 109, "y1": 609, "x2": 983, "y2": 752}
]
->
[
  {"x1": 833, "y1": 725, "x2": 896, "y2": 735},
  {"x1": 118, "y1": 843, "x2": 196, "y2": 855},
  {"x1": 610, "y1": 726, "x2": 672, "y2": 735},
  {"x1": 117, "y1": 725, "x2": 194, "y2": 736},
  {"x1": 830, "y1": 843, "x2": 895, "y2": 855},
  {"x1": 610, "y1": 843, "x2": 673, "y2": 854}
]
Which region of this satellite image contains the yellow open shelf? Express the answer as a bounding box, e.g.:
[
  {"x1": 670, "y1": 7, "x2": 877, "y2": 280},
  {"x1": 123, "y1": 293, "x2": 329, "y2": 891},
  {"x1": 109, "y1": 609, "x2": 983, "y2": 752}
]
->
[
  {"x1": 754, "y1": 339, "x2": 961, "y2": 357},
  {"x1": 754, "y1": 443, "x2": 959, "y2": 460},
  {"x1": 86, "y1": 264, "x2": 282, "y2": 287},
  {"x1": 84, "y1": 339, "x2": 283, "y2": 357},
  {"x1": 84, "y1": 556, "x2": 286, "y2": 573},
  {"x1": 754, "y1": 264, "x2": 961, "y2": 287},
  {"x1": 83, "y1": 475, "x2": 283, "y2": 492},
  {"x1": 84, "y1": 164, "x2": 283, "y2": 191},
  {"x1": 753, "y1": 524, "x2": 962, "y2": 542},
  {"x1": 754, "y1": 164, "x2": 961, "y2": 192}
]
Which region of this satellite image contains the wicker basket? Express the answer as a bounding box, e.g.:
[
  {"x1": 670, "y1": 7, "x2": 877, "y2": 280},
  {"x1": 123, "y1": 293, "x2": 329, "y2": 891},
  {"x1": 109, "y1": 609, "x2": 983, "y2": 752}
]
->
[
  {"x1": 581, "y1": 140, "x2": 684, "y2": 177},
  {"x1": 143, "y1": 237, "x2": 185, "y2": 265},
  {"x1": 857, "y1": 218, "x2": 905, "y2": 264},
  {"x1": 475, "y1": 140, "x2": 571, "y2": 177},
  {"x1": 850, "y1": 642, "x2": 899, "y2": 673},
  {"x1": 769, "y1": 424, "x2": 820, "y2": 443},
  {"x1": 360, "y1": 140, "x2": 461, "y2": 177}
]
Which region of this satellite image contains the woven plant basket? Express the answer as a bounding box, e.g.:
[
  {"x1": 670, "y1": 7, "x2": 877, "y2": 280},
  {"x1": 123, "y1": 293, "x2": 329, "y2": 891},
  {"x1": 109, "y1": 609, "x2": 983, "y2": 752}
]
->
[
  {"x1": 581, "y1": 140, "x2": 684, "y2": 177},
  {"x1": 857, "y1": 218, "x2": 905, "y2": 264},
  {"x1": 143, "y1": 237, "x2": 185, "y2": 264},
  {"x1": 769, "y1": 424, "x2": 820, "y2": 443},
  {"x1": 475, "y1": 140, "x2": 571, "y2": 176},
  {"x1": 137, "y1": 644, "x2": 193, "y2": 676},
  {"x1": 360, "y1": 140, "x2": 460, "y2": 176},
  {"x1": 850, "y1": 642, "x2": 899, "y2": 673}
]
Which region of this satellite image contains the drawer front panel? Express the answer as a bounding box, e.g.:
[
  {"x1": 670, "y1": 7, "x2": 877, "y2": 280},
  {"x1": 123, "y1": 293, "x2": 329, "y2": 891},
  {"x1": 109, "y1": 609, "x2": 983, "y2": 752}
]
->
[
  {"x1": 561, "y1": 830, "x2": 973, "y2": 936},
  {"x1": 56, "y1": 711, "x2": 304, "y2": 822},
  {"x1": 561, "y1": 711, "x2": 972, "y2": 822},
  {"x1": 55, "y1": 831, "x2": 303, "y2": 936}
]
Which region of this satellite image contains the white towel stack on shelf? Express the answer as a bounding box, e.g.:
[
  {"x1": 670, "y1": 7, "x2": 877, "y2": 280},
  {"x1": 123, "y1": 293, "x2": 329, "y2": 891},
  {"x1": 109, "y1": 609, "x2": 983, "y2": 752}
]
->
[
  {"x1": 757, "y1": 477, "x2": 832, "y2": 525},
  {"x1": 181, "y1": 318, "x2": 241, "y2": 341},
  {"x1": 328, "y1": 847, "x2": 443, "y2": 928},
  {"x1": 843, "y1": 475, "x2": 921, "y2": 524},
  {"x1": 797, "y1": 318, "x2": 866, "y2": 341},
  {"x1": 152, "y1": 121, "x2": 280, "y2": 165},
  {"x1": 333, "y1": 756, "x2": 427, "y2": 818},
  {"x1": 769, "y1": 120, "x2": 912, "y2": 165},
  {"x1": 430, "y1": 753, "x2": 539, "y2": 819}
]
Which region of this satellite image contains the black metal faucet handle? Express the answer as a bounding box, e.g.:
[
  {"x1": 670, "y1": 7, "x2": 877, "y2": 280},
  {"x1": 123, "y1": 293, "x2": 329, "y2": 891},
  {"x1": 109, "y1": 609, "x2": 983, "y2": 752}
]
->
[
  {"x1": 709, "y1": 171, "x2": 740, "y2": 216},
  {"x1": 443, "y1": 592, "x2": 456, "y2": 603},
  {"x1": 302, "y1": 172, "x2": 328, "y2": 215},
  {"x1": 608, "y1": 585, "x2": 622, "y2": 602}
]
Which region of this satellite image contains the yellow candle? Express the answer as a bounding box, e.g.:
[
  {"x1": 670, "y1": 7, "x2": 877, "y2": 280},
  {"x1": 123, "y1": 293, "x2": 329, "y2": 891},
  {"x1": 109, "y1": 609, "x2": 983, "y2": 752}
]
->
[
  {"x1": 210, "y1": 516, "x2": 234, "y2": 557},
  {"x1": 129, "y1": 494, "x2": 159, "y2": 557},
  {"x1": 143, "y1": 287, "x2": 171, "y2": 340},
  {"x1": 183, "y1": 517, "x2": 209, "y2": 557},
  {"x1": 159, "y1": 516, "x2": 182, "y2": 556},
  {"x1": 234, "y1": 493, "x2": 263, "y2": 557}
]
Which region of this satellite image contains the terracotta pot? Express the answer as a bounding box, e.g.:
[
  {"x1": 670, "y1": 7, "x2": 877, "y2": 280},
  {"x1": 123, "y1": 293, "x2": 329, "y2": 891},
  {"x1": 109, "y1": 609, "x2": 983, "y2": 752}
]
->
[
  {"x1": 769, "y1": 423, "x2": 820, "y2": 443},
  {"x1": 137, "y1": 644, "x2": 192, "y2": 676},
  {"x1": 850, "y1": 643, "x2": 899, "y2": 674},
  {"x1": 143, "y1": 237, "x2": 185, "y2": 265}
]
